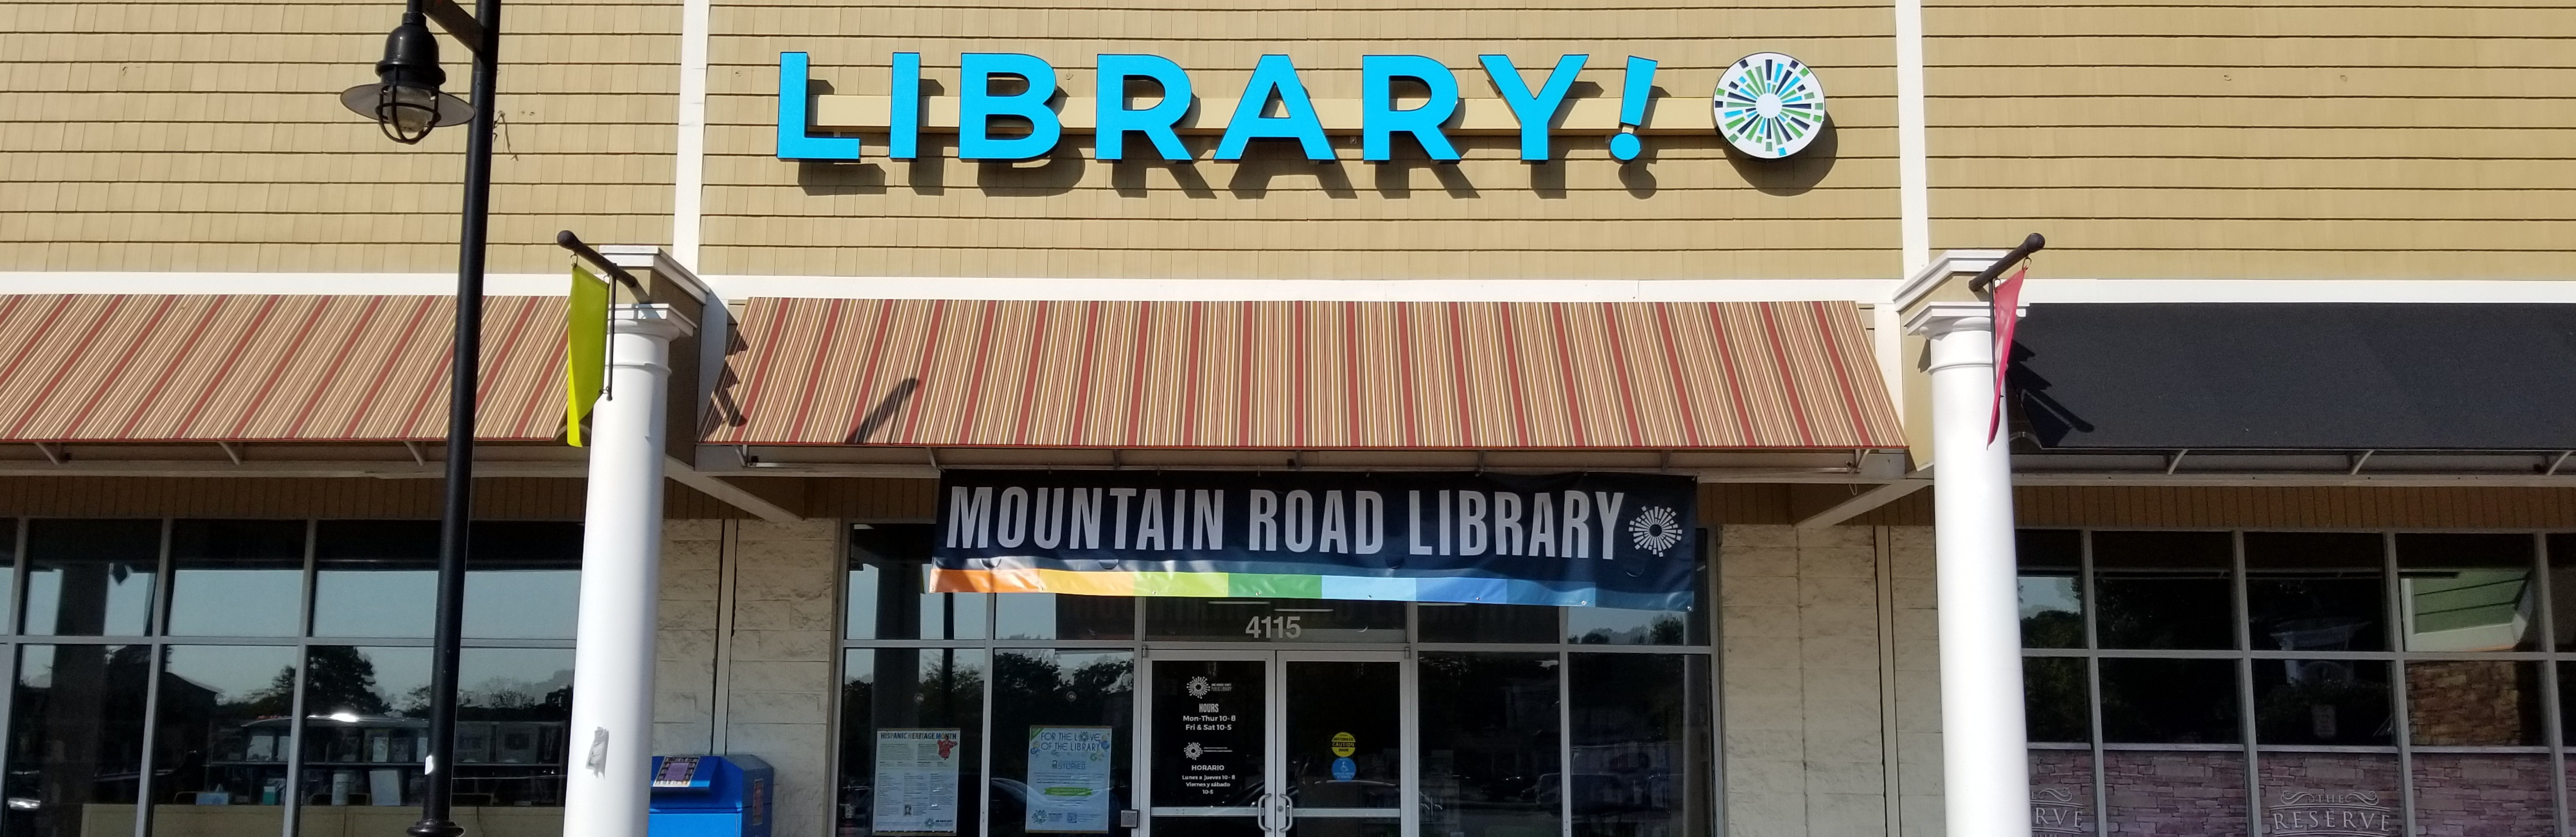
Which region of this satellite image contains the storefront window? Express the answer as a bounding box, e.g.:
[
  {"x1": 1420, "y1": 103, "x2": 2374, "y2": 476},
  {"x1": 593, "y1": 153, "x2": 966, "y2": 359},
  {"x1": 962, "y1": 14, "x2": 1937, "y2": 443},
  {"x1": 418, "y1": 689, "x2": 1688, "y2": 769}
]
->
[
  {"x1": 2018, "y1": 530, "x2": 2083, "y2": 649},
  {"x1": 2245, "y1": 532, "x2": 2388, "y2": 653},
  {"x1": 839, "y1": 647, "x2": 988, "y2": 837},
  {"x1": 850, "y1": 525, "x2": 989, "y2": 641},
  {"x1": 2092, "y1": 531, "x2": 2234, "y2": 650},
  {"x1": 151, "y1": 644, "x2": 297, "y2": 831},
  {"x1": 2026, "y1": 529, "x2": 2576, "y2": 837},
  {"x1": 1418, "y1": 604, "x2": 1555, "y2": 644},
  {"x1": 7, "y1": 644, "x2": 151, "y2": 837},
  {"x1": 1420, "y1": 653, "x2": 1559, "y2": 837},
  {"x1": 1565, "y1": 653, "x2": 1712, "y2": 837},
  {"x1": 24, "y1": 520, "x2": 161, "y2": 637},
  {"x1": 166, "y1": 520, "x2": 305, "y2": 637},
  {"x1": 835, "y1": 523, "x2": 1716, "y2": 837},
  {"x1": 2398, "y1": 533, "x2": 2538, "y2": 652},
  {"x1": 0, "y1": 517, "x2": 578, "y2": 837},
  {"x1": 311, "y1": 521, "x2": 584, "y2": 640},
  {"x1": 990, "y1": 650, "x2": 1132, "y2": 837}
]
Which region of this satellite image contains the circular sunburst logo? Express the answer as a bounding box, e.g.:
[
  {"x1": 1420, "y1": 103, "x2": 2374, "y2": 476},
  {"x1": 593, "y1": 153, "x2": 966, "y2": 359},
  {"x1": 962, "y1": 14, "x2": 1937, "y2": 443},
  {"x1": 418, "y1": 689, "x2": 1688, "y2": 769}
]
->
[
  {"x1": 1713, "y1": 53, "x2": 1826, "y2": 159},
  {"x1": 1627, "y1": 506, "x2": 1685, "y2": 556}
]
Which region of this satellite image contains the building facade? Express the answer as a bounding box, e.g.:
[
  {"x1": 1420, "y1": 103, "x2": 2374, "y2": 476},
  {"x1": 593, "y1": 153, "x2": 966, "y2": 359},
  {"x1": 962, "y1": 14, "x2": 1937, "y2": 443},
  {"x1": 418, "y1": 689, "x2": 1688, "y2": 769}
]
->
[{"x1": 3, "y1": 0, "x2": 2575, "y2": 836}]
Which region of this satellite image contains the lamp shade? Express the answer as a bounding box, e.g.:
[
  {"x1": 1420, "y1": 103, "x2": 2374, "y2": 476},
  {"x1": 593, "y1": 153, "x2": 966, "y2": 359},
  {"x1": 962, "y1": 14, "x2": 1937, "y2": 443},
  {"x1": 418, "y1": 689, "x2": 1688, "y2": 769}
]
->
[{"x1": 340, "y1": 13, "x2": 472, "y2": 143}]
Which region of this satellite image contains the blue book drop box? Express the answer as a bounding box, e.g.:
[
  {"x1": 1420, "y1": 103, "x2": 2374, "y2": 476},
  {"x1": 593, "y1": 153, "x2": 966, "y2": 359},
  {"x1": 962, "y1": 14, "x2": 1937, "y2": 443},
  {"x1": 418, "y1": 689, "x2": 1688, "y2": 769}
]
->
[{"x1": 649, "y1": 755, "x2": 775, "y2": 837}]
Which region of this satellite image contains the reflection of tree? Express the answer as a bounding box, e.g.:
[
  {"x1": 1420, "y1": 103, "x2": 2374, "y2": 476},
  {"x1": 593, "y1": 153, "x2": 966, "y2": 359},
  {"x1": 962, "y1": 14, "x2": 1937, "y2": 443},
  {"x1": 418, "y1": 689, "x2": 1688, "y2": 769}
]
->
[
  {"x1": 2256, "y1": 664, "x2": 2392, "y2": 744},
  {"x1": 2022, "y1": 610, "x2": 2084, "y2": 650},
  {"x1": 295, "y1": 647, "x2": 389, "y2": 715},
  {"x1": 2023, "y1": 658, "x2": 2089, "y2": 743}
]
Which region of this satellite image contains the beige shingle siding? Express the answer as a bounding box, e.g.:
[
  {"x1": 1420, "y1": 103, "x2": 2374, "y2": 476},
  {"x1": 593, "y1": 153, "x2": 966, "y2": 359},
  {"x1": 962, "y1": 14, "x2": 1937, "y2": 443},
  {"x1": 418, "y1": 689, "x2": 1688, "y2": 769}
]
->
[
  {"x1": 0, "y1": 0, "x2": 680, "y2": 273},
  {"x1": 1926, "y1": 0, "x2": 2576, "y2": 279},
  {"x1": 699, "y1": 0, "x2": 1902, "y2": 279}
]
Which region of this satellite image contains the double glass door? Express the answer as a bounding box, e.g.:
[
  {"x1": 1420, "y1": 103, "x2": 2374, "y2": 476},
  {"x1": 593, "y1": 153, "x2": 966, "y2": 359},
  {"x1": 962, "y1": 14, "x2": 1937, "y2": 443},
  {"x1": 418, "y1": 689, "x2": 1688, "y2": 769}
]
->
[{"x1": 1146, "y1": 651, "x2": 1408, "y2": 837}]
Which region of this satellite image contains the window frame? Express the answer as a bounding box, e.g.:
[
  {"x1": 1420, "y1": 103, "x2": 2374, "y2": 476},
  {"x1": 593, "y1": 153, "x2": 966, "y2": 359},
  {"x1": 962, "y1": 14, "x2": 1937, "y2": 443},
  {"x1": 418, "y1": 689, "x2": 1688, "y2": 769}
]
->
[
  {"x1": 0, "y1": 517, "x2": 583, "y2": 837},
  {"x1": 2021, "y1": 527, "x2": 2572, "y2": 837}
]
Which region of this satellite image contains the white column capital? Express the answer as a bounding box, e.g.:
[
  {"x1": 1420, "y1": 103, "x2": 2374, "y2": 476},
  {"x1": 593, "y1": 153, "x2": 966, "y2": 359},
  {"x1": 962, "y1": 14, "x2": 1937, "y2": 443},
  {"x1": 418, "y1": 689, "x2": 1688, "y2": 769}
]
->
[
  {"x1": 612, "y1": 303, "x2": 697, "y2": 340},
  {"x1": 1901, "y1": 299, "x2": 2024, "y2": 337}
]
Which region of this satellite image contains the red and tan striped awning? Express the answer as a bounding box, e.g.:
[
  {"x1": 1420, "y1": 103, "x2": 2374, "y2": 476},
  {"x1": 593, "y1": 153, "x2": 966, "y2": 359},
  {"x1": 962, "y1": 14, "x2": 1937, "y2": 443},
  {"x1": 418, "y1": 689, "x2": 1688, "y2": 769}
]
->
[
  {"x1": 0, "y1": 295, "x2": 569, "y2": 443},
  {"x1": 710, "y1": 298, "x2": 1904, "y2": 449}
]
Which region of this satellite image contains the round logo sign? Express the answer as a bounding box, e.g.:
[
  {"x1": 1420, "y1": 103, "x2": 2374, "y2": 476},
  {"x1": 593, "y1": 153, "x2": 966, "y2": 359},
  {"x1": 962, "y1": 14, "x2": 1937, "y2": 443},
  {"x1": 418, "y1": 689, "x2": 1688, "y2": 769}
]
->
[
  {"x1": 1330, "y1": 732, "x2": 1356, "y2": 758},
  {"x1": 1330, "y1": 757, "x2": 1358, "y2": 781},
  {"x1": 1713, "y1": 53, "x2": 1826, "y2": 159}
]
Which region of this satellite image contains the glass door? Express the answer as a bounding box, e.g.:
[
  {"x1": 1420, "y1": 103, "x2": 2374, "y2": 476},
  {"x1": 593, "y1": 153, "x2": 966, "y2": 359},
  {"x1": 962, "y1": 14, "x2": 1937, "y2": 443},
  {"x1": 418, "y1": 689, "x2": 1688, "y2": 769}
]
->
[
  {"x1": 1146, "y1": 651, "x2": 1408, "y2": 837},
  {"x1": 1278, "y1": 653, "x2": 1405, "y2": 837}
]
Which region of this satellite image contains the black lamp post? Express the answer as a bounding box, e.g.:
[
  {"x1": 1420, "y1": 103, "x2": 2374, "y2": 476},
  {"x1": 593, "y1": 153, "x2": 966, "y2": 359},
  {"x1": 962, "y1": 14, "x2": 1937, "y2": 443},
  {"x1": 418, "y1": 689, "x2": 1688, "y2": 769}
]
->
[{"x1": 341, "y1": 0, "x2": 498, "y2": 834}]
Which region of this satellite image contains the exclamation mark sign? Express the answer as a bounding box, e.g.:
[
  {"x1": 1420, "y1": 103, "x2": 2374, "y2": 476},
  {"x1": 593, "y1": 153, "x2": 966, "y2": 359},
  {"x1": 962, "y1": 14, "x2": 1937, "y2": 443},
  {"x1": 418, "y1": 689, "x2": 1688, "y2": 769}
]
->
[{"x1": 1609, "y1": 56, "x2": 1657, "y2": 161}]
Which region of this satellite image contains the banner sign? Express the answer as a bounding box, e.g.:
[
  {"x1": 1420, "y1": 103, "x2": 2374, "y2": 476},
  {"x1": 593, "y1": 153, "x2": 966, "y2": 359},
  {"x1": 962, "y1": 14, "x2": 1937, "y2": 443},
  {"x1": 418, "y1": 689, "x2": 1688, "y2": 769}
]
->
[{"x1": 931, "y1": 470, "x2": 1699, "y2": 610}]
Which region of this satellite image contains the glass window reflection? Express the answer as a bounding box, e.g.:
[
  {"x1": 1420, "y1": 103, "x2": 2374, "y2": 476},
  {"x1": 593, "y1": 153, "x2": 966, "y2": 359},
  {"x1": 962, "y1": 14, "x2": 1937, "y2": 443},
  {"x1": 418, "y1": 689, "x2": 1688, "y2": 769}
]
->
[
  {"x1": 2406, "y1": 660, "x2": 2542, "y2": 747},
  {"x1": 1420, "y1": 653, "x2": 1561, "y2": 837},
  {"x1": 454, "y1": 648, "x2": 574, "y2": 805},
  {"x1": 994, "y1": 594, "x2": 1132, "y2": 641},
  {"x1": 7, "y1": 644, "x2": 152, "y2": 837},
  {"x1": 166, "y1": 520, "x2": 305, "y2": 638},
  {"x1": 1420, "y1": 603, "x2": 1556, "y2": 644},
  {"x1": 836, "y1": 648, "x2": 986, "y2": 837},
  {"x1": 2253, "y1": 657, "x2": 2392, "y2": 747},
  {"x1": 310, "y1": 522, "x2": 437, "y2": 638},
  {"x1": 150, "y1": 645, "x2": 298, "y2": 832},
  {"x1": 2018, "y1": 530, "x2": 2083, "y2": 649},
  {"x1": 312, "y1": 521, "x2": 582, "y2": 640},
  {"x1": 989, "y1": 650, "x2": 1131, "y2": 837},
  {"x1": 849, "y1": 524, "x2": 988, "y2": 640},
  {"x1": 2246, "y1": 532, "x2": 2389, "y2": 654},
  {"x1": 2099, "y1": 658, "x2": 2240, "y2": 744},
  {"x1": 460, "y1": 523, "x2": 582, "y2": 640},
  {"x1": 297, "y1": 646, "x2": 430, "y2": 808},
  {"x1": 1566, "y1": 654, "x2": 1713, "y2": 837},
  {"x1": 2396, "y1": 534, "x2": 2537, "y2": 652},
  {"x1": 2024, "y1": 657, "x2": 2090, "y2": 744},
  {"x1": 24, "y1": 519, "x2": 161, "y2": 637},
  {"x1": 2093, "y1": 531, "x2": 2234, "y2": 650}
]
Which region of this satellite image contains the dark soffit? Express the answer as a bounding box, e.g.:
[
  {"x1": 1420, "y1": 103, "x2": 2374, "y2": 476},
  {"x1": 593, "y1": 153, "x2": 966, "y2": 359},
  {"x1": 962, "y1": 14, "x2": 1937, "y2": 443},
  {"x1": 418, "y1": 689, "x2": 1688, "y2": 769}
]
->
[{"x1": 2010, "y1": 303, "x2": 2576, "y2": 451}]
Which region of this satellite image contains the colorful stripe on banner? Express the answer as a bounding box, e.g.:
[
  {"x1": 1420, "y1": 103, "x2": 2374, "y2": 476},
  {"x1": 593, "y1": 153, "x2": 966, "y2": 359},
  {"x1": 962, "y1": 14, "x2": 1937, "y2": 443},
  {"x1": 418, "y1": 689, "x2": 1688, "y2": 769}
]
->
[{"x1": 926, "y1": 567, "x2": 1691, "y2": 611}]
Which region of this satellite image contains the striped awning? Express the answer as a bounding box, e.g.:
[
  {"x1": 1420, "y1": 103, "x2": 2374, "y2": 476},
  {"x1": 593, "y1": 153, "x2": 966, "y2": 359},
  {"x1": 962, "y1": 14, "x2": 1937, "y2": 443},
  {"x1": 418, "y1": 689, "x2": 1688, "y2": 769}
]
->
[
  {"x1": 710, "y1": 298, "x2": 1904, "y2": 449},
  {"x1": 0, "y1": 295, "x2": 569, "y2": 443}
]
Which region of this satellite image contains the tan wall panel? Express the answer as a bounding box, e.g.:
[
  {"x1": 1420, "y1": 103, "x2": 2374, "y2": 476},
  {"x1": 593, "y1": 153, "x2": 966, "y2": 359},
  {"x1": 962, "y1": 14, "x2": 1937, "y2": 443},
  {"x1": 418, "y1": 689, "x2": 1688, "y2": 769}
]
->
[
  {"x1": 1927, "y1": 3, "x2": 2576, "y2": 280},
  {"x1": 0, "y1": 0, "x2": 680, "y2": 273},
  {"x1": 702, "y1": 3, "x2": 1901, "y2": 279}
]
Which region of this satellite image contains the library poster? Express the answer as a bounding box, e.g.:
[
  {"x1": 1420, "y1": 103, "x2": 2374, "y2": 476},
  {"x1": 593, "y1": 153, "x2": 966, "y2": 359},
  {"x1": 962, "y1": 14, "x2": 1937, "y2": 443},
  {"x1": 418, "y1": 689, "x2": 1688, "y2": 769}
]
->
[
  {"x1": 1025, "y1": 726, "x2": 1115, "y2": 832},
  {"x1": 873, "y1": 728, "x2": 963, "y2": 835}
]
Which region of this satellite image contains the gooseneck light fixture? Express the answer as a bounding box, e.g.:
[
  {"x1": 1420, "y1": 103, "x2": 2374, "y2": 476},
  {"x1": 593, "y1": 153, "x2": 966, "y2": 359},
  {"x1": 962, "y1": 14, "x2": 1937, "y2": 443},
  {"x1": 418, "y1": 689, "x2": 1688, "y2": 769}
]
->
[
  {"x1": 338, "y1": 0, "x2": 501, "y2": 835},
  {"x1": 339, "y1": 9, "x2": 471, "y2": 144}
]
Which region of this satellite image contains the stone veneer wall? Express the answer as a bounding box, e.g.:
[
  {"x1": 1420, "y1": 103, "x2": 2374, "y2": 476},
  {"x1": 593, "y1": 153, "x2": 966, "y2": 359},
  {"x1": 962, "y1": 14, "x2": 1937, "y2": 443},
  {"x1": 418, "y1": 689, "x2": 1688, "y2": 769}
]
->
[
  {"x1": 653, "y1": 519, "x2": 844, "y2": 837},
  {"x1": 1721, "y1": 524, "x2": 1945, "y2": 837}
]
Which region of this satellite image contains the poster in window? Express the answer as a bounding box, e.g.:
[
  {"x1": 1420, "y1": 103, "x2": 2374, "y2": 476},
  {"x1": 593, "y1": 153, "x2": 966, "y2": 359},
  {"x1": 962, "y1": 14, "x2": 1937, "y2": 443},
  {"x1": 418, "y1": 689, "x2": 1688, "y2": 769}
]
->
[
  {"x1": 1025, "y1": 726, "x2": 1115, "y2": 832},
  {"x1": 873, "y1": 728, "x2": 964, "y2": 835}
]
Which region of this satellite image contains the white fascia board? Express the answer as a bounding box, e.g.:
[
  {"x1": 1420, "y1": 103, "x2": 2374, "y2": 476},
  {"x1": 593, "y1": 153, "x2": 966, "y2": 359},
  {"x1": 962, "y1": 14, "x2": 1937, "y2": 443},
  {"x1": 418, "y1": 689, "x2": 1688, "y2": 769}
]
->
[
  {"x1": 697, "y1": 276, "x2": 1902, "y2": 303},
  {"x1": 0, "y1": 272, "x2": 571, "y2": 296}
]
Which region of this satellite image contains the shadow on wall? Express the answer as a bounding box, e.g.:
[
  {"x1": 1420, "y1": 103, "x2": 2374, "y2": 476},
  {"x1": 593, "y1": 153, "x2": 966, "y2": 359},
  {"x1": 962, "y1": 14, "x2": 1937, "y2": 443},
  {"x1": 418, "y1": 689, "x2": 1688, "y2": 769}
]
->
[
  {"x1": 789, "y1": 122, "x2": 1842, "y2": 200},
  {"x1": 1721, "y1": 114, "x2": 1839, "y2": 197}
]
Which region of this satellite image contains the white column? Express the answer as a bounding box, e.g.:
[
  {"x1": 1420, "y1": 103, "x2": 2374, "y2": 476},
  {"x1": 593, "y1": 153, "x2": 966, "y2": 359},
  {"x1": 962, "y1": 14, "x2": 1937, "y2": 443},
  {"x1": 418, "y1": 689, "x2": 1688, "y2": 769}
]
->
[
  {"x1": 564, "y1": 304, "x2": 695, "y2": 837},
  {"x1": 1904, "y1": 300, "x2": 2031, "y2": 837}
]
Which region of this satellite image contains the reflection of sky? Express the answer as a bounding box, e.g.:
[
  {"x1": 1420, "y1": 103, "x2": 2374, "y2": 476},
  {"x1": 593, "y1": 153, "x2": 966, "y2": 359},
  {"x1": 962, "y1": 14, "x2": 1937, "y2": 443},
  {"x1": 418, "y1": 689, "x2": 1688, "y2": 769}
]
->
[
  {"x1": 23, "y1": 565, "x2": 156, "y2": 636},
  {"x1": 2020, "y1": 577, "x2": 2081, "y2": 619},
  {"x1": 169, "y1": 570, "x2": 303, "y2": 636},
  {"x1": 312, "y1": 569, "x2": 580, "y2": 639},
  {"x1": 165, "y1": 645, "x2": 301, "y2": 702}
]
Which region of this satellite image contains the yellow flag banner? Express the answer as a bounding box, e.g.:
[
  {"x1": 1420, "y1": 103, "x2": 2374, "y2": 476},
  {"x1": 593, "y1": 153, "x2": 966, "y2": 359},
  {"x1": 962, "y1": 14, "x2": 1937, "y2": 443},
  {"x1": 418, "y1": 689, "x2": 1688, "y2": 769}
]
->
[{"x1": 564, "y1": 264, "x2": 611, "y2": 447}]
